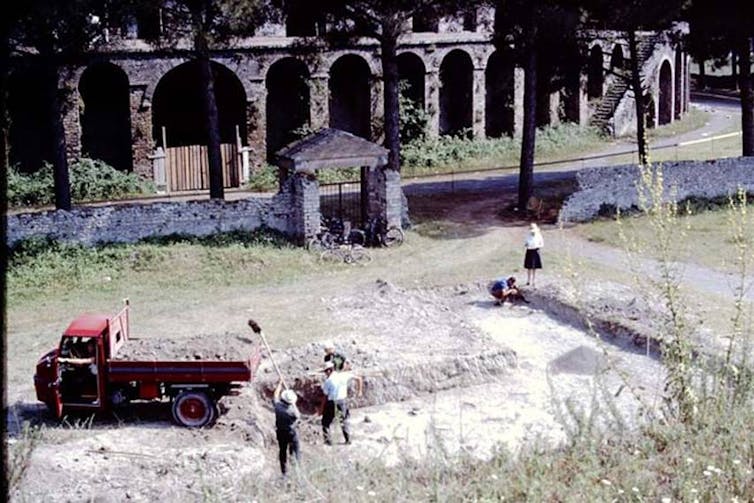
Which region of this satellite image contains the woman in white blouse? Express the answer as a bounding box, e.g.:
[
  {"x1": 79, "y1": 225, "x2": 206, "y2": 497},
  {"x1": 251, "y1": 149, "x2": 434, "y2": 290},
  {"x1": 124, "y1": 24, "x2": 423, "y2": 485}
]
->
[{"x1": 524, "y1": 223, "x2": 543, "y2": 287}]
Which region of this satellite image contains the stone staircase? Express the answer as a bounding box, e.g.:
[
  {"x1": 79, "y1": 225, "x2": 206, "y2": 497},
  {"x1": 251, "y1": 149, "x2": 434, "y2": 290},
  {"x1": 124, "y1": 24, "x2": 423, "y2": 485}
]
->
[{"x1": 590, "y1": 35, "x2": 661, "y2": 134}]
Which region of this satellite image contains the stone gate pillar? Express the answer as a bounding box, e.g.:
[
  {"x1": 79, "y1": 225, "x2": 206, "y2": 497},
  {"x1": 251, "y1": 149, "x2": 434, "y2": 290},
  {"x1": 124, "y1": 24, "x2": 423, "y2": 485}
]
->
[
  {"x1": 247, "y1": 78, "x2": 266, "y2": 170},
  {"x1": 367, "y1": 167, "x2": 402, "y2": 228},
  {"x1": 472, "y1": 67, "x2": 486, "y2": 138},
  {"x1": 62, "y1": 80, "x2": 81, "y2": 161},
  {"x1": 288, "y1": 172, "x2": 320, "y2": 244},
  {"x1": 309, "y1": 73, "x2": 330, "y2": 130}
]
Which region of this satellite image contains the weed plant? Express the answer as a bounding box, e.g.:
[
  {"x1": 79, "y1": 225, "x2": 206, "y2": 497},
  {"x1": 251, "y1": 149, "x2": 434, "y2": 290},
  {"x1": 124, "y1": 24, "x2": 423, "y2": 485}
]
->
[{"x1": 7, "y1": 158, "x2": 155, "y2": 207}]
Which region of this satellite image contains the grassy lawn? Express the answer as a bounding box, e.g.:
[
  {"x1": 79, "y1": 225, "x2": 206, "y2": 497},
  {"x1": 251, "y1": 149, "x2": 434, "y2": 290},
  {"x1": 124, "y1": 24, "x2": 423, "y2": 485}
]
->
[{"x1": 574, "y1": 201, "x2": 753, "y2": 274}]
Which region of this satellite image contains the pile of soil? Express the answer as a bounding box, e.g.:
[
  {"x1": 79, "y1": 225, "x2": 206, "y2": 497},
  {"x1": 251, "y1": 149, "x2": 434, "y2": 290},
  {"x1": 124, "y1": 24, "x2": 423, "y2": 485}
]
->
[{"x1": 111, "y1": 332, "x2": 257, "y2": 361}]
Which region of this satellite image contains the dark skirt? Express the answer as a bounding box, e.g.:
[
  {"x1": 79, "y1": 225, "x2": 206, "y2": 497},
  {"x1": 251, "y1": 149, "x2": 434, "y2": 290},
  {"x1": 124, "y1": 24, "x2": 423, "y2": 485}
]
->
[{"x1": 524, "y1": 249, "x2": 542, "y2": 269}]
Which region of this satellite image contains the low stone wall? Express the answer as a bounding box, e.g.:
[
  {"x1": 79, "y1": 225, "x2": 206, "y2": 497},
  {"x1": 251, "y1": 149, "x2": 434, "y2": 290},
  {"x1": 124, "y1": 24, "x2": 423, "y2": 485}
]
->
[
  {"x1": 5, "y1": 194, "x2": 295, "y2": 248},
  {"x1": 559, "y1": 157, "x2": 754, "y2": 223}
]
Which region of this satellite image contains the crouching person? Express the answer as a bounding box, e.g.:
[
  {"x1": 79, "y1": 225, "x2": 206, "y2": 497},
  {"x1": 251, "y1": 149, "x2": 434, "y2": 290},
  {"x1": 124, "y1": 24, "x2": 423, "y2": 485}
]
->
[{"x1": 273, "y1": 380, "x2": 300, "y2": 477}]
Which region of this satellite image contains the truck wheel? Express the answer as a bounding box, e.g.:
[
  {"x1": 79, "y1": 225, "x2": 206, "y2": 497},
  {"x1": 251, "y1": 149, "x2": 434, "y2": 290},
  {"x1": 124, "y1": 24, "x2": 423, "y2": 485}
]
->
[{"x1": 172, "y1": 391, "x2": 215, "y2": 428}]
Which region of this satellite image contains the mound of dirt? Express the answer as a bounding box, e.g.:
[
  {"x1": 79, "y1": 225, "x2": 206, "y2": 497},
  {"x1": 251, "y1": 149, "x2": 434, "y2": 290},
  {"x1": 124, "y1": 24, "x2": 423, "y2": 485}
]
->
[{"x1": 112, "y1": 332, "x2": 257, "y2": 361}]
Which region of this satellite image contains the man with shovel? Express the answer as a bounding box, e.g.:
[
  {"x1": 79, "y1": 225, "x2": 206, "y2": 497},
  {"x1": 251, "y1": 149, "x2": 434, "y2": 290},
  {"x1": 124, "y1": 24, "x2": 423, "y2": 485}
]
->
[{"x1": 321, "y1": 361, "x2": 363, "y2": 445}]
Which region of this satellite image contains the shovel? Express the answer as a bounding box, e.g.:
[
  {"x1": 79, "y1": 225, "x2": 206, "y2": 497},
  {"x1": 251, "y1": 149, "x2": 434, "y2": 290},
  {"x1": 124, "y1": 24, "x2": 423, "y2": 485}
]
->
[{"x1": 247, "y1": 319, "x2": 288, "y2": 390}]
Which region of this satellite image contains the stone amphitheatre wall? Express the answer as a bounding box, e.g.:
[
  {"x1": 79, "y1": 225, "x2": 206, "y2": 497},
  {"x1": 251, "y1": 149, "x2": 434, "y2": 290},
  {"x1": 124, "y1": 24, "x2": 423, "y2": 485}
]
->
[{"x1": 559, "y1": 157, "x2": 754, "y2": 223}]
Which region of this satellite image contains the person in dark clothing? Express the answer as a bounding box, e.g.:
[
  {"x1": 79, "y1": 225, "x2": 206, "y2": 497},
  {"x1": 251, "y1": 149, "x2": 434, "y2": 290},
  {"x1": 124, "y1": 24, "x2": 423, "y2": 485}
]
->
[
  {"x1": 273, "y1": 380, "x2": 300, "y2": 476},
  {"x1": 489, "y1": 276, "x2": 529, "y2": 305},
  {"x1": 322, "y1": 341, "x2": 348, "y2": 371}
]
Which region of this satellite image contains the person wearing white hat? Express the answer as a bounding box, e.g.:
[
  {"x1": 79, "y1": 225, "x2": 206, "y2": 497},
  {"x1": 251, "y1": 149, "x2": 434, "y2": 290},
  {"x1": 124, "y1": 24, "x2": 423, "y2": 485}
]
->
[
  {"x1": 321, "y1": 361, "x2": 363, "y2": 445},
  {"x1": 273, "y1": 379, "x2": 300, "y2": 476}
]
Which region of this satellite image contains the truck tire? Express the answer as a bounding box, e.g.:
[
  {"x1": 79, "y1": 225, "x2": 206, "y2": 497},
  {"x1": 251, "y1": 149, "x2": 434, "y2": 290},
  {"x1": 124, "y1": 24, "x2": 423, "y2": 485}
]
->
[{"x1": 172, "y1": 391, "x2": 216, "y2": 428}]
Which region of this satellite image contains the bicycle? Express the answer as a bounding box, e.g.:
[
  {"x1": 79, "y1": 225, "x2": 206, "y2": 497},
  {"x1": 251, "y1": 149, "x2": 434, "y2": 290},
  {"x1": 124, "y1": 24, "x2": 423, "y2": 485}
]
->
[
  {"x1": 307, "y1": 217, "x2": 366, "y2": 251},
  {"x1": 363, "y1": 216, "x2": 405, "y2": 248},
  {"x1": 319, "y1": 244, "x2": 372, "y2": 265}
]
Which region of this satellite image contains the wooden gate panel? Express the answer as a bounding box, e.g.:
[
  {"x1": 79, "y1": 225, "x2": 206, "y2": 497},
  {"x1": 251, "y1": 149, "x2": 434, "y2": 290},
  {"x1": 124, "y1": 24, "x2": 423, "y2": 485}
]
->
[{"x1": 165, "y1": 144, "x2": 239, "y2": 192}]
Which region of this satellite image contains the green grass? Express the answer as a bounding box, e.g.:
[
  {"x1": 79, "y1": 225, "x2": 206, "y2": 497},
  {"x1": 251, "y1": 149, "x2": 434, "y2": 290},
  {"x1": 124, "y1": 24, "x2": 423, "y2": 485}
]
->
[{"x1": 575, "y1": 198, "x2": 753, "y2": 274}]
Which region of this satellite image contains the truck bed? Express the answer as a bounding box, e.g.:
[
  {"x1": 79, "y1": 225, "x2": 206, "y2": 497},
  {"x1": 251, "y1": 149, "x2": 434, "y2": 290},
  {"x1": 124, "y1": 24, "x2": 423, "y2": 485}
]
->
[
  {"x1": 110, "y1": 333, "x2": 256, "y2": 362},
  {"x1": 107, "y1": 359, "x2": 253, "y2": 384}
]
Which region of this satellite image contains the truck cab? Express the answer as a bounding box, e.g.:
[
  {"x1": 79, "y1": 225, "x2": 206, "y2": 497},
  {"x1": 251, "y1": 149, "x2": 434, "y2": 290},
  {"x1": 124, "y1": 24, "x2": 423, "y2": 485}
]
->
[{"x1": 34, "y1": 304, "x2": 129, "y2": 420}]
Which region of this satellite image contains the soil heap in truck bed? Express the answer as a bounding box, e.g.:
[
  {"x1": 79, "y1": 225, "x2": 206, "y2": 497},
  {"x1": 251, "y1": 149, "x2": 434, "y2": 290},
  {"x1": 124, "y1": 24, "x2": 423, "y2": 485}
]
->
[{"x1": 111, "y1": 332, "x2": 257, "y2": 361}]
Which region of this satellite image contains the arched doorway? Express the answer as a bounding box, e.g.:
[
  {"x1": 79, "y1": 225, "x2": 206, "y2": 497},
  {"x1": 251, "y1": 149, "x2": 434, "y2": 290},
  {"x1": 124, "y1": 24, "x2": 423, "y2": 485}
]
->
[
  {"x1": 439, "y1": 49, "x2": 473, "y2": 136},
  {"x1": 485, "y1": 51, "x2": 515, "y2": 137},
  {"x1": 397, "y1": 52, "x2": 425, "y2": 108},
  {"x1": 79, "y1": 63, "x2": 133, "y2": 171},
  {"x1": 588, "y1": 45, "x2": 604, "y2": 99},
  {"x1": 658, "y1": 60, "x2": 672, "y2": 125},
  {"x1": 8, "y1": 65, "x2": 55, "y2": 173},
  {"x1": 152, "y1": 60, "x2": 247, "y2": 148},
  {"x1": 329, "y1": 55, "x2": 371, "y2": 139},
  {"x1": 610, "y1": 44, "x2": 624, "y2": 73},
  {"x1": 266, "y1": 57, "x2": 311, "y2": 159}
]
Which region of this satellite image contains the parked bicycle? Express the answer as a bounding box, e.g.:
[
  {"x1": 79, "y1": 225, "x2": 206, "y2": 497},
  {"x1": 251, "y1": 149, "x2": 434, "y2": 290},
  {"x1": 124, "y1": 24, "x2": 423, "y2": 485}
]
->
[
  {"x1": 307, "y1": 217, "x2": 366, "y2": 251},
  {"x1": 363, "y1": 216, "x2": 404, "y2": 248},
  {"x1": 319, "y1": 244, "x2": 372, "y2": 265}
]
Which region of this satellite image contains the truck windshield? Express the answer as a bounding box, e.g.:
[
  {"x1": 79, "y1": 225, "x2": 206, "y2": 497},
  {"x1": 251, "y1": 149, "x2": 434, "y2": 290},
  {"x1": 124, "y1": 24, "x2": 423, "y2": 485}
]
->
[{"x1": 60, "y1": 337, "x2": 96, "y2": 359}]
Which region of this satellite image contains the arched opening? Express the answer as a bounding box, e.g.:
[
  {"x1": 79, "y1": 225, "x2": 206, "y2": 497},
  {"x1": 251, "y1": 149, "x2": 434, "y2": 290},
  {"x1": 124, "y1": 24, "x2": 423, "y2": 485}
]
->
[
  {"x1": 152, "y1": 61, "x2": 247, "y2": 148},
  {"x1": 397, "y1": 52, "x2": 426, "y2": 108},
  {"x1": 561, "y1": 46, "x2": 582, "y2": 124},
  {"x1": 485, "y1": 50, "x2": 515, "y2": 137},
  {"x1": 588, "y1": 45, "x2": 604, "y2": 99},
  {"x1": 610, "y1": 44, "x2": 624, "y2": 73},
  {"x1": 329, "y1": 55, "x2": 371, "y2": 139},
  {"x1": 439, "y1": 49, "x2": 473, "y2": 136},
  {"x1": 266, "y1": 58, "x2": 311, "y2": 159},
  {"x1": 674, "y1": 50, "x2": 683, "y2": 119},
  {"x1": 79, "y1": 63, "x2": 133, "y2": 171},
  {"x1": 8, "y1": 65, "x2": 55, "y2": 173},
  {"x1": 658, "y1": 60, "x2": 673, "y2": 125}
]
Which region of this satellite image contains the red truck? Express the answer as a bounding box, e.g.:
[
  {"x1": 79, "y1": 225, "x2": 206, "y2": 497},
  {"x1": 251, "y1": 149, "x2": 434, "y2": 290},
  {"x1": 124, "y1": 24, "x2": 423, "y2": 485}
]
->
[{"x1": 34, "y1": 301, "x2": 261, "y2": 428}]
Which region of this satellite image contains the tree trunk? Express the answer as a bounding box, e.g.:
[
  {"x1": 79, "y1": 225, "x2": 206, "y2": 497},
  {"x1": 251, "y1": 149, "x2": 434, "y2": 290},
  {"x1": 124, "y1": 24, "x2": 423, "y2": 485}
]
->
[
  {"x1": 518, "y1": 9, "x2": 537, "y2": 211},
  {"x1": 381, "y1": 27, "x2": 401, "y2": 172},
  {"x1": 628, "y1": 30, "x2": 649, "y2": 165},
  {"x1": 200, "y1": 54, "x2": 224, "y2": 199},
  {"x1": 731, "y1": 51, "x2": 738, "y2": 90},
  {"x1": 45, "y1": 60, "x2": 71, "y2": 210},
  {"x1": 698, "y1": 57, "x2": 706, "y2": 90},
  {"x1": 1, "y1": 18, "x2": 9, "y2": 181},
  {"x1": 193, "y1": 7, "x2": 224, "y2": 200},
  {"x1": 737, "y1": 37, "x2": 753, "y2": 156}
]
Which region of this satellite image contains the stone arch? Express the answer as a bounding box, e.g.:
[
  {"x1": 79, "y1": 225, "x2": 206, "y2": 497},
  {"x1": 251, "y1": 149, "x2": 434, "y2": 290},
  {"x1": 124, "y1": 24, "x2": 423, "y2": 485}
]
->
[
  {"x1": 397, "y1": 52, "x2": 426, "y2": 108},
  {"x1": 485, "y1": 50, "x2": 515, "y2": 137},
  {"x1": 562, "y1": 45, "x2": 583, "y2": 124},
  {"x1": 658, "y1": 59, "x2": 673, "y2": 125},
  {"x1": 7, "y1": 65, "x2": 55, "y2": 173},
  {"x1": 152, "y1": 61, "x2": 247, "y2": 148},
  {"x1": 266, "y1": 57, "x2": 311, "y2": 159},
  {"x1": 645, "y1": 93, "x2": 657, "y2": 129},
  {"x1": 587, "y1": 44, "x2": 604, "y2": 99},
  {"x1": 79, "y1": 63, "x2": 133, "y2": 171},
  {"x1": 329, "y1": 54, "x2": 371, "y2": 139},
  {"x1": 610, "y1": 44, "x2": 624, "y2": 73},
  {"x1": 674, "y1": 49, "x2": 683, "y2": 119},
  {"x1": 439, "y1": 49, "x2": 473, "y2": 136}
]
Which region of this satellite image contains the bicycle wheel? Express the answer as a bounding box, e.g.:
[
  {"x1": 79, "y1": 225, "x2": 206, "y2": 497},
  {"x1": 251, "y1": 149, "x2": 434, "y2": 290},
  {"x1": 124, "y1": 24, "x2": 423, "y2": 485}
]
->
[
  {"x1": 307, "y1": 237, "x2": 325, "y2": 252},
  {"x1": 346, "y1": 247, "x2": 372, "y2": 266},
  {"x1": 320, "y1": 248, "x2": 344, "y2": 264},
  {"x1": 381, "y1": 226, "x2": 405, "y2": 247},
  {"x1": 348, "y1": 229, "x2": 367, "y2": 247}
]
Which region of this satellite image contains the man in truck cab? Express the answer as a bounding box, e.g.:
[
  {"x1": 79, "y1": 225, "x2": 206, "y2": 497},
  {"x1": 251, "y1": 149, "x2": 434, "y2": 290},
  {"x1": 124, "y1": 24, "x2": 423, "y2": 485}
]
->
[{"x1": 58, "y1": 337, "x2": 99, "y2": 403}]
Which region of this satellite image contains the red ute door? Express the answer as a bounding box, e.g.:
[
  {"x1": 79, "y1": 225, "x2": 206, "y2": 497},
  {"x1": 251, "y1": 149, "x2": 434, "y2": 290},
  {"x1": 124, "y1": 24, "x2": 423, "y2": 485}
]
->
[{"x1": 50, "y1": 358, "x2": 63, "y2": 418}]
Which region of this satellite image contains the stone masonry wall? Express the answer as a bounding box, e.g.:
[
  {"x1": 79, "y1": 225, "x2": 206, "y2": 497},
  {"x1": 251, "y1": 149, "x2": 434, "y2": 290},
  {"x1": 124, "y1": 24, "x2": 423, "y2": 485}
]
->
[
  {"x1": 5, "y1": 196, "x2": 295, "y2": 248},
  {"x1": 559, "y1": 157, "x2": 754, "y2": 223}
]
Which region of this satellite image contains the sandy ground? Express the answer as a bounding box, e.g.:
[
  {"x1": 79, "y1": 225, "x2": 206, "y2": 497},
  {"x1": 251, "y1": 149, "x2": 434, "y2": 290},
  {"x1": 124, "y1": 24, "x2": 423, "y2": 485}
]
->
[{"x1": 7, "y1": 277, "x2": 668, "y2": 502}]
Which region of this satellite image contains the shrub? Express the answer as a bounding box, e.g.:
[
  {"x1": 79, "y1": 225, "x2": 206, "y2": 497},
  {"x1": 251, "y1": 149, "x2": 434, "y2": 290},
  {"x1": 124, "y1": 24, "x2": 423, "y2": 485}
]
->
[{"x1": 6, "y1": 159, "x2": 155, "y2": 208}]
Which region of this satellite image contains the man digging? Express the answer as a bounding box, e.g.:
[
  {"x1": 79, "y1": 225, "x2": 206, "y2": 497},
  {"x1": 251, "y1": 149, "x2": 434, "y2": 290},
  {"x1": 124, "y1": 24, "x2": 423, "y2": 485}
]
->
[{"x1": 321, "y1": 361, "x2": 363, "y2": 445}]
